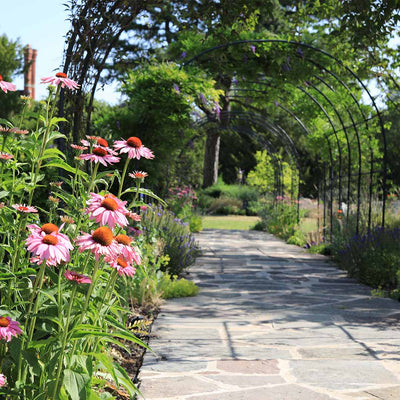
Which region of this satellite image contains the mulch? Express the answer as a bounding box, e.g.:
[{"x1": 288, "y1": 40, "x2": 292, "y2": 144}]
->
[{"x1": 101, "y1": 304, "x2": 160, "y2": 399}]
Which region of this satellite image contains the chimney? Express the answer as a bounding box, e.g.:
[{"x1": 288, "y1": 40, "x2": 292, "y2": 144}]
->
[{"x1": 24, "y1": 45, "x2": 37, "y2": 99}]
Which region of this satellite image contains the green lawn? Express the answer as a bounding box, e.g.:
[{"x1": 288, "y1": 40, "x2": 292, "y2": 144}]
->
[{"x1": 202, "y1": 215, "x2": 261, "y2": 230}]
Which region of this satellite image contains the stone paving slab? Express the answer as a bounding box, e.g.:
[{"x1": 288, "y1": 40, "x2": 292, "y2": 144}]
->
[{"x1": 139, "y1": 229, "x2": 400, "y2": 399}]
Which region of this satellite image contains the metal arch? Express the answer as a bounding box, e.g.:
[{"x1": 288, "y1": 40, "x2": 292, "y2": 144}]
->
[
  {"x1": 297, "y1": 85, "x2": 340, "y2": 238},
  {"x1": 228, "y1": 111, "x2": 300, "y2": 162},
  {"x1": 306, "y1": 79, "x2": 352, "y2": 216},
  {"x1": 305, "y1": 59, "x2": 375, "y2": 233},
  {"x1": 229, "y1": 81, "x2": 347, "y2": 238},
  {"x1": 228, "y1": 84, "x2": 337, "y2": 234},
  {"x1": 181, "y1": 38, "x2": 388, "y2": 227},
  {"x1": 193, "y1": 111, "x2": 299, "y2": 202}
]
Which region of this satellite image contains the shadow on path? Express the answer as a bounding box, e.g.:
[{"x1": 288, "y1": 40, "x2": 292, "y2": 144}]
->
[{"x1": 139, "y1": 229, "x2": 400, "y2": 400}]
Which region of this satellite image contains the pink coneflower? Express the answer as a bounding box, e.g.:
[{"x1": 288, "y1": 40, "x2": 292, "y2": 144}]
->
[
  {"x1": 12, "y1": 204, "x2": 38, "y2": 213},
  {"x1": 0, "y1": 373, "x2": 5, "y2": 387},
  {"x1": 41, "y1": 72, "x2": 80, "y2": 90},
  {"x1": 0, "y1": 75, "x2": 17, "y2": 93},
  {"x1": 0, "y1": 316, "x2": 22, "y2": 342},
  {"x1": 126, "y1": 211, "x2": 141, "y2": 222},
  {"x1": 64, "y1": 270, "x2": 92, "y2": 284},
  {"x1": 79, "y1": 146, "x2": 120, "y2": 166},
  {"x1": 71, "y1": 144, "x2": 88, "y2": 151},
  {"x1": 76, "y1": 226, "x2": 120, "y2": 261},
  {"x1": 129, "y1": 171, "x2": 148, "y2": 179},
  {"x1": 86, "y1": 193, "x2": 128, "y2": 229},
  {"x1": 113, "y1": 137, "x2": 154, "y2": 160},
  {"x1": 26, "y1": 230, "x2": 72, "y2": 266},
  {"x1": 115, "y1": 234, "x2": 141, "y2": 265},
  {"x1": 0, "y1": 152, "x2": 13, "y2": 160},
  {"x1": 140, "y1": 205, "x2": 148, "y2": 211},
  {"x1": 27, "y1": 223, "x2": 73, "y2": 249},
  {"x1": 107, "y1": 256, "x2": 136, "y2": 277}
]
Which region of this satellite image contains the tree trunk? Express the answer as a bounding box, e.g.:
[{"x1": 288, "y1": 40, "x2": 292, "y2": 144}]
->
[
  {"x1": 202, "y1": 127, "x2": 220, "y2": 188},
  {"x1": 202, "y1": 78, "x2": 231, "y2": 188}
]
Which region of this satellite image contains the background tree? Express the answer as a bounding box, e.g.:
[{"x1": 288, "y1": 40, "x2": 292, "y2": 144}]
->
[{"x1": 0, "y1": 35, "x2": 23, "y2": 119}]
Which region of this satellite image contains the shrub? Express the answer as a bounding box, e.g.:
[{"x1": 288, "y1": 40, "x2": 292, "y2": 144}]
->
[
  {"x1": 334, "y1": 227, "x2": 400, "y2": 290},
  {"x1": 159, "y1": 274, "x2": 199, "y2": 299},
  {"x1": 207, "y1": 196, "x2": 243, "y2": 215},
  {"x1": 141, "y1": 206, "x2": 200, "y2": 276},
  {"x1": 198, "y1": 178, "x2": 260, "y2": 215}
]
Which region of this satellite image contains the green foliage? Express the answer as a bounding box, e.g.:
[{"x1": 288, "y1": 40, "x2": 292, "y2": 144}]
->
[
  {"x1": 247, "y1": 150, "x2": 275, "y2": 193},
  {"x1": 141, "y1": 205, "x2": 200, "y2": 276},
  {"x1": 334, "y1": 227, "x2": 400, "y2": 291},
  {"x1": 112, "y1": 62, "x2": 221, "y2": 192},
  {"x1": 198, "y1": 179, "x2": 261, "y2": 215},
  {"x1": 0, "y1": 35, "x2": 23, "y2": 119},
  {"x1": 206, "y1": 196, "x2": 244, "y2": 215},
  {"x1": 159, "y1": 274, "x2": 199, "y2": 299}
]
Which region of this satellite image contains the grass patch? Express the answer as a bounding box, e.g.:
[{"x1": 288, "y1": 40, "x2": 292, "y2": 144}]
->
[{"x1": 202, "y1": 215, "x2": 261, "y2": 230}]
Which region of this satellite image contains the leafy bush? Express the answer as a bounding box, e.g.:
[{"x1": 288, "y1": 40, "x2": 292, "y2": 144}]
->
[
  {"x1": 189, "y1": 214, "x2": 203, "y2": 232},
  {"x1": 165, "y1": 186, "x2": 203, "y2": 233},
  {"x1": 335, "y1": 227, "x2": 400, "y2": 290},
  {"x1": 259, "y1": 200, "x2": 305, "y2": 241},
  {"x1": 159, "y1": 274, "x2": 199, "y2": 299},
  {"x1": 198, "y1": 178, "x2": 260, "y2": 215},
  {"x1": 207, "y1": 196, "x2": 244, "y2": 215},
  {"x1": 141, "y1": 205, "x2": 200, "y2": 276}
]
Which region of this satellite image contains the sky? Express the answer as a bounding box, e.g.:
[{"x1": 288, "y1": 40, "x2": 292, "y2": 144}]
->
[{"x1": 0, "y1": 0, "x2": 120, "y2": 104}]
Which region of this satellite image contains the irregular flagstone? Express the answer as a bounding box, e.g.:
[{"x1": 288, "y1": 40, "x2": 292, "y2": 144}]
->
[
  {"x1": 186, "y1": 384, "x2": 338, "y2": 400},
  {"x1": 139, "y1": 229, "x2": 400, "y2": 400}
]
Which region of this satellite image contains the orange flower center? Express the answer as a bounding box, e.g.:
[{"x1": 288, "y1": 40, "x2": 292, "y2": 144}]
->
[
  {"x1": 0, "y1": 317, "x2": 10, "y2": 327},
  {"x1": 96, "y1": 138, "x2": 108, "y2": 147},
  {"x1": 126, "y1": 137, "x2": 142, "y2": 148},
  {"x1": 41, "y1": 223, "x2": 59, "y2": 234},
  {"x1": 56, "y1": 72, "x2": 67, "y2": 78},
  {"x1": 19, "y1": 206, "x2": 29, "y2": 211},
  {"x1": 93, "y1": 147, "x2": 107, "y2": 157},
  {"x1": 92, "y1": 227, "x2": 113, "y2": 246},
  {"x1": 117, "y1": 257, "x2": 128, "y2": 268},
  {"x1": 0, "y1": 75, "x2": 3, "y2": 81},
  {"x1": 135, "y1": 173, "x2": 145, "y2": 178},
  {"x1": 42, "y1": 235, "x2": 59, "y2": 245},
  {"x1": 115, "y1": 234, "x2": 131, "y2": 246},
  {"x1": 101, "y1": 198, "x2": 118, "y2": 211}
]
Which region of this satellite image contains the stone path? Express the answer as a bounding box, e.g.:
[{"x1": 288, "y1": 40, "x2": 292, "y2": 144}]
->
[{"x1": 138, "y1": 229, "x2": 400, "y2": 399}]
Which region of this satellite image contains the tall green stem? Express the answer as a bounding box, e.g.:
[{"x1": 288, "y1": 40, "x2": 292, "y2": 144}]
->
[
  {"x1": 87, "y1": 162, "x2": 100, "y2": 193},
  {"x1": 118, "y1": 157, "x2": 131, "y2": 198}
]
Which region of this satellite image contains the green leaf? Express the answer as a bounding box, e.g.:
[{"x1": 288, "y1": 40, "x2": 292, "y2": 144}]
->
[
  {"x1": 40, "y1": 147, "x2": 67, "y2": 161},
  {"x1": 63, "y1": 368, "x2": 91, "y2": 400},
  {"x1": 113, "y1": 362, "x2": 141, "y2": 397},
  {"x1": 0, "y1": 190, "x2": 9, "y2": 199},
  {"x1": 44, "y1": 160, "x2": 88, "y2": 179}
]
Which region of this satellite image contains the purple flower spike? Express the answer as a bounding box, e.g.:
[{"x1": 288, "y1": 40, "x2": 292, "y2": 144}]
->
[
  {"x1": 250, "y1": 45, "x2": 256, "y2": 54},
  {"x1": 199, "y1": 93, "x2": 207, "y2": 105},
  {"x1": 297, "y1": 48, "x2": 305, "y2": 58},
  {"x1": 173, "y1": 83, "x2": 180, "y2": 93},
  {"x1": 180, "y1": 51, "x2": 187, "y2": 59}
]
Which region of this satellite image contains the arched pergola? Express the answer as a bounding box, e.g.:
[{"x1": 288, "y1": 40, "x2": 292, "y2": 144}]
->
[{"x1": 181, "y1": 39, "x2": 388, "y2": 239}]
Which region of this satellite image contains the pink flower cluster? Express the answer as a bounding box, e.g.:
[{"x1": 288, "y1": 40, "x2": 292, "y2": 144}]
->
[
  {"x1": 26, "y1": 223, "x2": 73, "y2": 266},
  {"x1": 74, "y1": 135, "x2": 154, "y2": 166},
  {"x1": 24, "y1": 193, "x2": 142, "y2": 280}
]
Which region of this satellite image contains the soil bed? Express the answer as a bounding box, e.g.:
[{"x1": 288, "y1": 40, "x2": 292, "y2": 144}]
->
[{"x1": 102, "y1": 305, "x2": 159, "y2": 399}]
